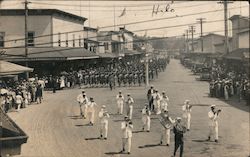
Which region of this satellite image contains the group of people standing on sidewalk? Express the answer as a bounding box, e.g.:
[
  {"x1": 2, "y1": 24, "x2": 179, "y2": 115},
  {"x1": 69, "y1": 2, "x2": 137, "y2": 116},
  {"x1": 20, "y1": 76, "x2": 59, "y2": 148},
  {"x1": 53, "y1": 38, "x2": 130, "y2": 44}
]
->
[
  {"x1": 76, "y1": 84, "x2": 222, "y2": 157},
  {"x1": 0, "y1": 76, "x2": 44, "y2": 113}
]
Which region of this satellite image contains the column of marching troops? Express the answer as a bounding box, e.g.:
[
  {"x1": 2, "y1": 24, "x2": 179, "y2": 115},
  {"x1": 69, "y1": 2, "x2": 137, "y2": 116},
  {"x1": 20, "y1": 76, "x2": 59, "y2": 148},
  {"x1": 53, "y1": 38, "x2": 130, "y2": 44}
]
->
[
  {"x1": 76, "y1": 57, "x2": 169, "y2": 89},
  {"x1": 77, "y1": 86, "x2": 222, "y2": 157}
]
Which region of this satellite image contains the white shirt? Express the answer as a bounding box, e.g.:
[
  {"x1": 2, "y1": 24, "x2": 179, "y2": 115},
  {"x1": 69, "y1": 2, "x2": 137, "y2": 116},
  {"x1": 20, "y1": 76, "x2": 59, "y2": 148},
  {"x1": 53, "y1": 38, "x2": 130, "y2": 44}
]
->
[
  {"x1": 86, "y1": 101, "x2": 97, "y2": 112},
  {"x1": 116, "y1": 94, "x2": 124, "y2": 102},
  {"x1": 126, "y1": 97, "x2": 134, "y2": 104},
  {"x1": 77, "y1": 94, "x2": 88, "y2": 104},
  {"x1": 99, "y1": 109, "x2": 110, "y2": 123},
  {"x1": 16, "y1": 95, "x2": 23, "y2": 104},
  {"x1": 208, "y1": 110, "x2": 218, "y2": 126}
]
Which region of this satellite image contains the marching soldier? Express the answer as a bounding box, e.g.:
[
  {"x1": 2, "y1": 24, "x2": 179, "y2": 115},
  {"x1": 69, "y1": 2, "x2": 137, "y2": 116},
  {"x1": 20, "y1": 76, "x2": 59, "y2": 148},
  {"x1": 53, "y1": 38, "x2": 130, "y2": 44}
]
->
[
  {"x1": 160, "y1": 91, "x2": 169, "y2": 112},
  {"x1": 159, "y1": 110, "x2": 175, "y2": 146},
  {"x1": 126, "y1": 93, "x2": 134, "y2": 120},
  {"x1": 182, "y1": 100, "x2": 192, "y2": 131},
  {"x1": 116, "y1": 91, "x2": 125, "y2": 114},
  {"x1": 120, "y1": 116, "x2": 133, "y2": 154},
  {"x1": 154, "y1": 90, "x2": 161, "y2": 114},
  {"x1": 98, "y1": 105, "x2": 110, "y2": 140},
  {"x1": 118, "y1": 73, "x2": 123, "y2": 87},
  {"x1": 76, "y1": 90, "x2": 88, "y2": 118},
  {"x1": 141, "y1": 104, "x2": 151, "y2": 132},
  {"x1": 207, "y1": 105, "x2": 221, "y2": 142},
  {"x1": 86, "y1": 97, "x2": 97, "y2": 125}
]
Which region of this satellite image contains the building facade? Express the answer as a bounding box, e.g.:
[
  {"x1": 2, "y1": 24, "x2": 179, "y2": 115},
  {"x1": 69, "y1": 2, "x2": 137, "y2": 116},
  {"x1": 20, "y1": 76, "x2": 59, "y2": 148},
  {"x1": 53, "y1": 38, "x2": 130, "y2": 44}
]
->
[
  {"x1": 83, "y1": 27, "x2": 99, "y2": 53},
  {"x1": 238, "y1": 28, "x2": 249, "y2": 49},
  {"x1": 191, "y1": 33, "x2": 225, "y2": 53},
  {"x1": 229, "y1": 15, "x2": 249, "y2": 51},
  {"x1": 0, "y1": 9, "x2": 86, "y2": 48}
]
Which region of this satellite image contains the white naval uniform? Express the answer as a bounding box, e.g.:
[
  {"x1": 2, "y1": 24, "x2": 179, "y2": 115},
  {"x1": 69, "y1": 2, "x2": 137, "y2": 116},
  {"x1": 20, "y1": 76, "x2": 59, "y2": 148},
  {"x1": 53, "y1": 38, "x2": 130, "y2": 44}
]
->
[
  {"x1": 121, "y1": 122, "x2": 133, "y2": 153},
  {"x1": 160, "y1": 115, "x2": 175, "y2": 145},
  {"x1": 142, "y1": 108, "x2": 151, "y2": 131},
  {"x1": 116, "y1": 94, "x2": 124, "y2": 114},
  {"x1": 15, "y1": 95, "x2": 23, "y2": 111},
  {"x1": 99, "y1": 109, "x2": 110, "y2": 138},
  {"x1": 76, "y1": 94, "x2": 88, "y2": 117},
  {"x1": 86, "y1": 101, "x2": 97, "y2": 124},
  {"x1": 160, "y1": 95, "x2": 169, "y2": 112},
  {"x1": 155, "y1": 93, "x2": 162, "y2": 114},
  {"x1": 126, "y1": 97, "x2": 134, "y2": 120},
  {"x1": 208, "y1": 110, "x2": 219, "y2": 140},
  {"x1": 182, "y1": 104, "x2": 192, "y2": 130}
]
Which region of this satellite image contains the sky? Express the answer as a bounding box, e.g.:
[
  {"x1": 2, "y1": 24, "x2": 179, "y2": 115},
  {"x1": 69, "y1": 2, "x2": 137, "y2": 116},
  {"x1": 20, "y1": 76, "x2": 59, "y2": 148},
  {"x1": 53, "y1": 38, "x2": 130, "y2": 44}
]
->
[{"x1": 0, "y1": 1, "x2": 249, "y2": 38}]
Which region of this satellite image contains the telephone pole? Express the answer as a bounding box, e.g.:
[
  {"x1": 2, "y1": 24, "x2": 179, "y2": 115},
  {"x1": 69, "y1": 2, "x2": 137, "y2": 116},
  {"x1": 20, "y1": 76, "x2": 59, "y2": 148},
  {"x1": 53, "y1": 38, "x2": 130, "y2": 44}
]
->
[
  {"x1": 24, "y1": 0, "x2": 30, "y2": 78},
  {"x1": 197, "y1": 18, "x2": 206, "y2": 52},
  {"x1": 218, "y1": 0, "x2": 233, "y2": 54},
  {"x1": 186, "y1": 29, "x2": 189, "y2": 53},
  {"x1": 189, "y1": 26, "x2": 195, "y2": 52}
]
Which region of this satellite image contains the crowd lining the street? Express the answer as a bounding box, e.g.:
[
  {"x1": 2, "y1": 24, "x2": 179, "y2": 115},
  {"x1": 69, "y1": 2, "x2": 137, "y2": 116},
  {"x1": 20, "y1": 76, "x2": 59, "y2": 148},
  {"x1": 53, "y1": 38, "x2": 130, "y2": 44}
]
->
[
  {"x1": 0, "y1": 76, "x2": 44, "y2": 113},
  {"x1": 209, "y1": 64, "x2": 250, "y2": 104}
]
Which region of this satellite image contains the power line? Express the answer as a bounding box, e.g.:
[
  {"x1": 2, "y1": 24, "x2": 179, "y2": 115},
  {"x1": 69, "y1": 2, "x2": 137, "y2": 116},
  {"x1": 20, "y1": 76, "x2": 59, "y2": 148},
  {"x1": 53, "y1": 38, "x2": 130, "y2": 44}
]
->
[
  {"x1": 1, "y1": 27, "x2": 245, "y2": 58},
  {"x1": 2, "y1": 18, "x2": 226, "y2": 49},
  {"x1": 30, "y1": 1, "x2": 213, "y2": 11},
  {"x1": 2, "y1": 5, "x2": 246, "y2": 44}
]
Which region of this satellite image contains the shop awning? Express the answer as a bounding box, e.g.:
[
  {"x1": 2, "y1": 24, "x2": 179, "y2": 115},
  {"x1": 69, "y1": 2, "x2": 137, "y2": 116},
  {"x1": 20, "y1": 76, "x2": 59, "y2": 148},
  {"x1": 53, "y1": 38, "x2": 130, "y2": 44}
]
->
[
  {"x1": 2, "y1": 47, "x2": 99, "y2": 61},
  {"x1": 98, "y1": 53, "x2": 118, "y2": 58},
  {"x1": 0, "y1": 60, "x2": 33, "y2": 76},
  {"x1": 121, "y1": 49, "x2": 142, "y2": 56}
]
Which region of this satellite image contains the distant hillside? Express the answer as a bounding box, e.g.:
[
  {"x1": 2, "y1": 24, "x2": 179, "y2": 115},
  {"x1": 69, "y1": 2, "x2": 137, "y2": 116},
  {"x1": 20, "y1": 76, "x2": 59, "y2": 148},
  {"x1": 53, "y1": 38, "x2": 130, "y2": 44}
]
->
[{"x1": 149, "y1": 36, "x2": 185, "y2": 51}]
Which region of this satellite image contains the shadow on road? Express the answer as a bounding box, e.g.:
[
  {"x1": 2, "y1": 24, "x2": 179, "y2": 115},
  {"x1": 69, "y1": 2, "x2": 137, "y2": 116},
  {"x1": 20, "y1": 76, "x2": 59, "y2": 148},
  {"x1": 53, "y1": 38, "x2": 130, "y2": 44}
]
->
[
  {"x1": 138, "y1": 143, "x2": 165, "y2": 148},
  {"x1": 75, "y1": 124, "x2": 91, "y2": 127},
  {"x1": 132, "y1": 130, "x2": 144, "y2": 133},
  {"x1": 85, "y1": 137, "x2": 100, "y2": 140},
  {"x1": 68, "y1": 115, "x2": 83, "y2": 120},
  {"x1": 105, "y1": 151, "x2": 125, "y2": 155}
]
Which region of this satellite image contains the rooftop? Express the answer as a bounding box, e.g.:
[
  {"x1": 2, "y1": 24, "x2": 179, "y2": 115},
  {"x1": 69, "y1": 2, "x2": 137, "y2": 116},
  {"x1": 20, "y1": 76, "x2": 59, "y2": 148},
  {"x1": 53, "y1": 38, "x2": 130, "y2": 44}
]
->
[{"x1": 0, "y1": 9, "x2": 87, "y2": 23}]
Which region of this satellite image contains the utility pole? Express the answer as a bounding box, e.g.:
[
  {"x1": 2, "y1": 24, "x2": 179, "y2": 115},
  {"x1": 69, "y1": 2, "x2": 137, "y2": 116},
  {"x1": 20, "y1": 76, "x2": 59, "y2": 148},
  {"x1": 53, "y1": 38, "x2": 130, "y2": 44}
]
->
[
  {"x1": 189, "y1": 26, "x2": 195, "y2": 52},
  {"x1": 24, "y1": 0, "x2": 30, "y2": 79},
  {"x1": 145, "y1": 53, "x2": 149, "y2": 87},
  {"x1": 218, "y1": 0, "x2": 233, "y2": 54},
  {"x1": 197, "y1": 18, "x2": 206, "y2": 52},
  {"x1": 186, "y1": 29, "x2": 189, "y2": 53}
]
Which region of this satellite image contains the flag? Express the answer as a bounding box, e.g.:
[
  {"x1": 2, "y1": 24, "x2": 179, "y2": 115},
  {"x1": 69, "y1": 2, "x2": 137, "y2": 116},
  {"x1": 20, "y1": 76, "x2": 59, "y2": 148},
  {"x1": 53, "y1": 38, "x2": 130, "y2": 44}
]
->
[{"x1": 119, "y1": 8, "x2": 126, "y2": 17}]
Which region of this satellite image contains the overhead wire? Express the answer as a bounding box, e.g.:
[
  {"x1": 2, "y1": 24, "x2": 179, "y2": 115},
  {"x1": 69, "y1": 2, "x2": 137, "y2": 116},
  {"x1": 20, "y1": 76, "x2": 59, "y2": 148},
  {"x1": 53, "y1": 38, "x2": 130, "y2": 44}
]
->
[
  {"x1": 1, "y1": 26, "x2": 246, "y2": 58},
  {"x1": 2, "y1": 5, "x2": 247, "y2": 44}
]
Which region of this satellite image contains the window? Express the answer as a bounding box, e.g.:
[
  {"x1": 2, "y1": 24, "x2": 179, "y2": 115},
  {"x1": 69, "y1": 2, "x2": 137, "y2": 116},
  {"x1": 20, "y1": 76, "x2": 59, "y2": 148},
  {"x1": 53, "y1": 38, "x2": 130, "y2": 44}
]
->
[
  {"x1": 58, "y1": 33, "x2": 61, "y2": 47},
  {"x1": 65, "y1": 33, "x2": 68, "y2": 47},
  {"x1": 72, "y1": 34, "x2": 75, "y2": 47},
  {"x1": 104, "y1": 42, "x2": 109, "y2": 50},
  {"x1": 0, "y1": 32, "x2": 5, "y2": 47},
  {"x1": 27, "y1": 32, "x2": 35, "y2": 47},
  {"x1": 84, "y1": 42, "x2": 88, "y2": 49}
]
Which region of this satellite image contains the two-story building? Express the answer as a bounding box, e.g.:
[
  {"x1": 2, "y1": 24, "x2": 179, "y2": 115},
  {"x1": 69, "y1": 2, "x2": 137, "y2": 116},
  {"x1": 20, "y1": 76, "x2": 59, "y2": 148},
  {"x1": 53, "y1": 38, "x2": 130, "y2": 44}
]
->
[
  {"x1": 83, "y1": 26, "x2": 99, "y2": 53},
  {"x1": 0, "y1": 9, "x2": 99, "y2": 76},
  {"x1": 229, "y1": 15, "x2": 249, "y2": 51},
  {"x1": 191, "y1": 33, "x2": 225, "y2": 53}
]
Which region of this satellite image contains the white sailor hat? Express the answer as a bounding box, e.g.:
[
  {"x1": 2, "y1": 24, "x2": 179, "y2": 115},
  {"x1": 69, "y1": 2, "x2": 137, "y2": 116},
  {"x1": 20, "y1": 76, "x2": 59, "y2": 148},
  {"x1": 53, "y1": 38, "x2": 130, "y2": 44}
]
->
[
  {"x1": 102, "y1": 105, "x2": 106, "y2": 108},
  {"x1": 162, "y1": 91, "x2": 166, "y2": 94},
  {"x1": 210, "y1": 104, "x2": 216, "y2": 108},
  {"x1": 119, "y1": 90, "x2": 122, "y2": 93},
  {"x1": 127, "y1": 93, "x2": 131, "y2": 96},
  {"x1": 184, "y1": 100, "x2": 190, "y2": 104},
  {"x1": 176, "y1": 117, "x2": 182, "y2": 121}
]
